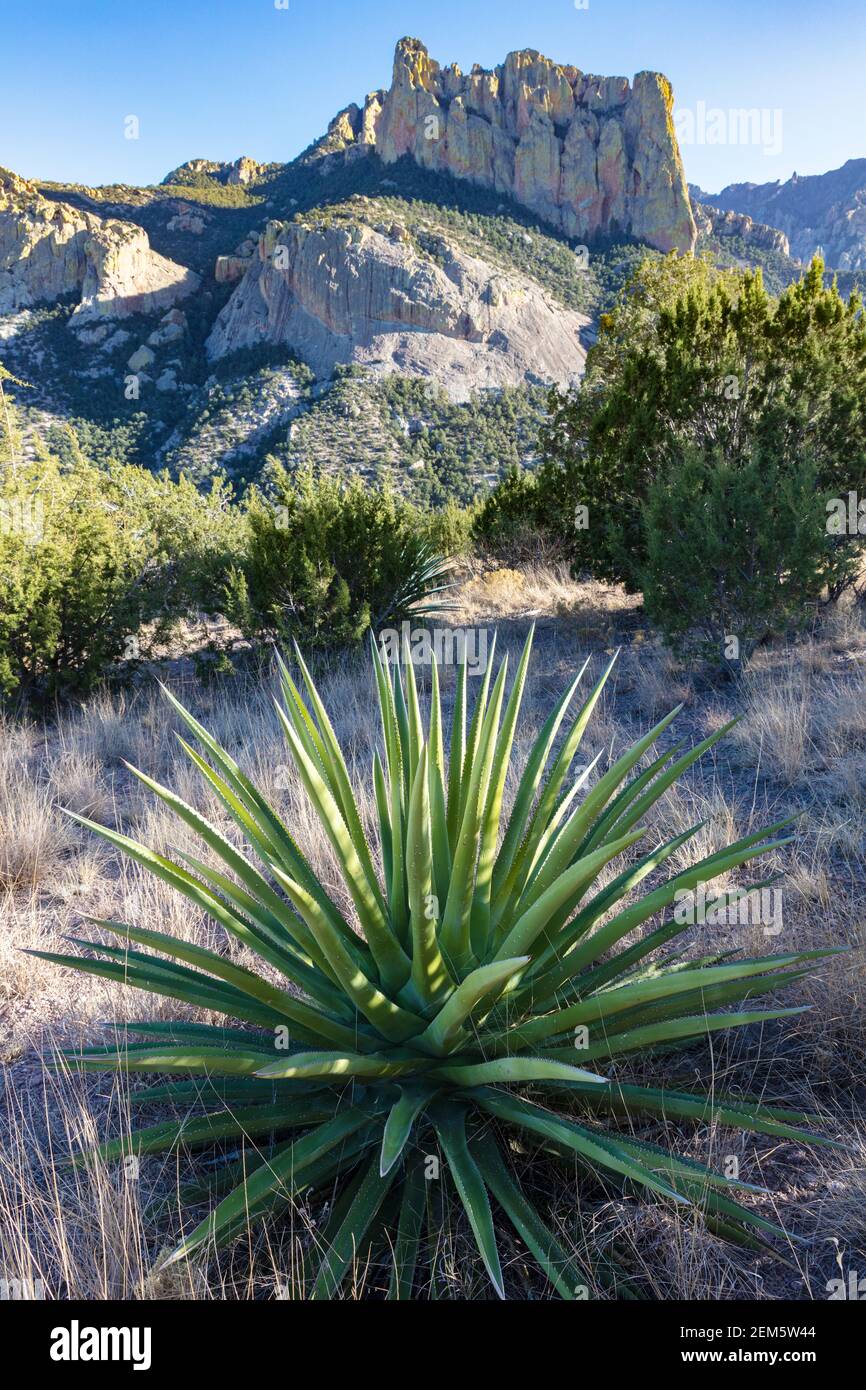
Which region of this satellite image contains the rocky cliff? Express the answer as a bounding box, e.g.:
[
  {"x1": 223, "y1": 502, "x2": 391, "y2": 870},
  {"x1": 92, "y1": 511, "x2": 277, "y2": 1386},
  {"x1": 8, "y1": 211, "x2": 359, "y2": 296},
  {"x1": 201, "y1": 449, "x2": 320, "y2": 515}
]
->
[
  {"x1": 206, "y1": 215, "x2": 590, "y2": 399},
  {"x1": 314, "y1": 37, "x2": 696, "y2": 255},
  {"x1": 694, "y1": 160, "x2": 866, "y2": 271},
  {"x1": 690, "y1": 196, "x2": 790, "y2": 256},
  {"x1": 162, "y1": 156, "x2": 267, "y2": 187},
  {"x1": 0, "y1": 166, "x2": 199, "y2": 321}
]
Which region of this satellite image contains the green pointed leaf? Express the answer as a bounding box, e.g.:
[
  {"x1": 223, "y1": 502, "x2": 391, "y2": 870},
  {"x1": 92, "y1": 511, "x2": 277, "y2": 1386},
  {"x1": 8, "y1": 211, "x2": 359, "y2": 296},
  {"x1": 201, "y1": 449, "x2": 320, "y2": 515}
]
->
[
  {"x1": 269, "y1": 867, "x2": 426, "y2": 1044},
  {"x1": 388, "y1": 1158, "x2": 427, "y2": 1300},
  {"x1": 492, "y1": 653, "x2": 618, "y2": 927},
  {"x1": 427, "y1": 655, "x2": 452, "y2": 909},
  {"x1": 417, "y1": 957, "x2": 529, "y2": 1057},
  {"x1": 559, "y1": 1079, "x2": 837, "y2": 1147},
  {"x1": 311, "y1": 1151, "x2": 395, "y2": 1299},
  {"x1": 78, "y1": 921, "x2": 367, "y2": 1051},
  {"x1": 505, "y1": 954, "x2": 821, "y2": 1050},
  {"x1": 472, "y1": 1132, "x2": 588, "y2": 1300},
  {"x1": 446, "y1": 654, "x2": 468, "y2": 852},
  {"x1": 433, "y1": 1056, "x2": 607, "y2": 1087},
  {"x1": 457, "y1": 635, "x2": 497, "y2": 828},
  {"x1": 160, "y1": 1107, "x2": 376, "y2": 1267},
  {"x1": 471, "y1": 627, "x2": 534, "y2": 957},
  {"x1": 406, "y1": 746, "x2": 453, "y2": 1006},
  {"x1": 62, "y1": 1043, "x2": 278, "y2": 1077},
  {"x1": 256, "y1": 1049, "x2": 432, "y2": 1082},
  {"x1": 439, "y1": 658, "x2": 508, "y2": 970},
  {"x1": 476, "y1": 1090, "x2": 691, "y2": 1206},
  {"x1": 545, "y1": 1006, "x2": 810, "y2": 1064},
  {"x1": 80, "y1": 1099, "x2": 338, "y2": 1163},
  {"x1": 380, "y1": 1083, "x2": 438, "y2": 1176},
  {"x1": 493, "y1": 827, "x2": 647, "y2": 963},
  {"x1": 274, "y1": 700, "x2": 409, "y2": 992},
  {"x1": 24, "y1": 948, "x2": 290, "y2": 1033},
  {"x1": 492, "y1": 657, "x2": 590, "y2": 899},
  {"x1": 433, "y1": 1105, "x2": 504, "y2": 1300},
  {"x1": 285, "y1": 644, "x2": 384, "y2": 899}
]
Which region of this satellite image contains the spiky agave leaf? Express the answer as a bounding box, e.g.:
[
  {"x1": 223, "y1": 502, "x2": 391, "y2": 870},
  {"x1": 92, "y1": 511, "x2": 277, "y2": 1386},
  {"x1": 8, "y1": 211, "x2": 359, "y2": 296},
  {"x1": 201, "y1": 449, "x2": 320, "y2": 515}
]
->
[{"x1": 37, "y1": 629, "x2": 843, "y2": 1299}]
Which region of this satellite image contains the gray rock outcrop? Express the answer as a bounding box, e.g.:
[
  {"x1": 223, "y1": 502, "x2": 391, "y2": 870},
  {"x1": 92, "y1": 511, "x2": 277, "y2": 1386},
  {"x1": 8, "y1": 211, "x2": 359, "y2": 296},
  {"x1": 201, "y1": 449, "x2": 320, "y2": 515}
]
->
[
  {"x1": 206, "y1": 216, "x2": 591, "y2": 400},
  {"x1": 693, "y1": 160, "x2": 866, "y2": 271}
]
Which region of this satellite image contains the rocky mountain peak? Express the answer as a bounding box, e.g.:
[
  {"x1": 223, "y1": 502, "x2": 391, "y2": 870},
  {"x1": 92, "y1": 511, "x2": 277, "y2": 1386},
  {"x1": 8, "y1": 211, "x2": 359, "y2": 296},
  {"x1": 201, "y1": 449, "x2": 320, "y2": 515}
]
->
[
  {"x1": 161, "y1": 156, "x2": 266, "y2": 187},
  {"x1": 316, "y1": 37, "x2": 695, "y2": 255},
  {"x1": 0, "y1": 165, "x2": 37, "y2": 200},
  {"x1": 689, "y1": 192, "x2": 791, "y2": 257},
  {"x1": 393, "y1": 36, "x2": 440, "y2": 89}
]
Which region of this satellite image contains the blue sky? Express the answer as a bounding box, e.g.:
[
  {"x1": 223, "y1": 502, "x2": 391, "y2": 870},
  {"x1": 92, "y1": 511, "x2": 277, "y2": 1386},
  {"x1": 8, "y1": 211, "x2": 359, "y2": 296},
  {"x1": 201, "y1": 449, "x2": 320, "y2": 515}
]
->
[{"x1": 1, "y1": 0, "x2": 863, "y2": 193}]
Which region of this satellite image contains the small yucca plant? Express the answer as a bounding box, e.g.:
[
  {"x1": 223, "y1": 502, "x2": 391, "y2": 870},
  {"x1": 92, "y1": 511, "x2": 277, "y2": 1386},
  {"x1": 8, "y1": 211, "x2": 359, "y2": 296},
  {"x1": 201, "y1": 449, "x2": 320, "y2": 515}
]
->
[
  {"x1": 381, "y1": 539, "x2": 458, "y2": 625},
  {"x1": 37, "y1": 632, "x2": 839, "y2": 1299}
]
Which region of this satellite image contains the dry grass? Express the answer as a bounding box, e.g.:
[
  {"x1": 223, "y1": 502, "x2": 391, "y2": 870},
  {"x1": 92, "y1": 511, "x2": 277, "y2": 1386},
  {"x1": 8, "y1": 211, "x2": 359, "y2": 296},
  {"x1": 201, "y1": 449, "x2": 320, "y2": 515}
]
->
[
  {"x1": 0, "y1": 721, "x2": 77, "y2": 894},
  {"x1": 1, "y1": 568, "x2": 864, "y2": 1301}
]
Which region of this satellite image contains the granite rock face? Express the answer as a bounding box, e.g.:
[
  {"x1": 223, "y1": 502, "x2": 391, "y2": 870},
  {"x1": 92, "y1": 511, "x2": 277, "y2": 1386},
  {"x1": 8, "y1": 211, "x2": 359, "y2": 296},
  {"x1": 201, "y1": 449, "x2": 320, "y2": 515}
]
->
[
  {"x1": 691, "y1": 196, "x2": 790, "y2": 256},
  {"x1": 75, "y1": 219, "x2": 200, "y2": 322},
  {"x1": 317, "y1": 37, "x2": 696, "y2": 254},
  {"x1": 166, "y1": 210, "x2": 206, "y2": 234},
  {"x1": 162, "y1": 156, "x2": 266, "y2": 187},
  {"x1": 215, "y1": 254, "x2": 252, "y2": 284},
  {"x1": 226, "y1": 157, "x2": 264, "y2": 185},
  {"x1": 0, "y1": 166, "x2": 199, "y2": 320},
  {"x1": 206, "y1": 216, "x2": 591, "y2": 400}
]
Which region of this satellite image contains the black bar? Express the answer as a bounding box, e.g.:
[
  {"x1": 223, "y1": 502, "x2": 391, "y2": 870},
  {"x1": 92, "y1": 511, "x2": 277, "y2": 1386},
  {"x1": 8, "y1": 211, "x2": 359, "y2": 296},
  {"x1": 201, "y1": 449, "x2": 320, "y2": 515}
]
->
[{"x1": 2, "y1": 1296, "x2": 857, "y2": 1374}]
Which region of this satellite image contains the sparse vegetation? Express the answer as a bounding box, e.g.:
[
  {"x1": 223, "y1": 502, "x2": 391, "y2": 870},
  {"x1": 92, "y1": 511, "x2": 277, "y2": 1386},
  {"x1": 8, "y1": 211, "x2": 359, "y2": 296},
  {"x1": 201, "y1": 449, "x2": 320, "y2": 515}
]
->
[
  {"x1": 271, "y1": 371, "x2": 551, "y2": 505},
  {"x1": 478, "y1": 256, "x2": 866, "y2": 656},
  {"x1": 159, "y1": 183, "x2": 261, "y2": 209},
  {"x1": 0, "y1": 408, "x2": 239, "y2": 704},
  {"x1": 2, "y1": 577, "x2": 862, "y2": 1301},
  {"x1": 33, "y1": 631, "x2": 841, "y2": 1298},
  {"x1": 2, "y1": 164, "x2": 657, "y2": 494},
  {"x1": 538, "y1": 255, "x2": 866, "y2": 592},
  {"x1": 639, "y1": 445, "x2": 850, "y2": 664},
  {"x1": 294, "y1": 192, "x2": 648, "y2": 317}
]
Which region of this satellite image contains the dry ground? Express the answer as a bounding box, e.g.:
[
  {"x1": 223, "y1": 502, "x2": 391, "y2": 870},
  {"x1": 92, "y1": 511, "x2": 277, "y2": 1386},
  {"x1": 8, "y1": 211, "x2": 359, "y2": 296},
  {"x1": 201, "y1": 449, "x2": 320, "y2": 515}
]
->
[{"x1": 1, "y1": 565, "x2": 864, "y2": 1300}]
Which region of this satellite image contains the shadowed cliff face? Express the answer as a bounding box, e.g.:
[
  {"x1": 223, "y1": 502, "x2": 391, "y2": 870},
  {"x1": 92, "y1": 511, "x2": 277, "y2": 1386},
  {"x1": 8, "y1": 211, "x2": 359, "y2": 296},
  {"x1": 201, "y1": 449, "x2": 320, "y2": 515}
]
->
[
  {"x1": 206, "y1": 217, "x2": 591, "y2": 401},
  {"x1": 0, "y1": 166, "x2": 199, "y2": 321},
  {"x1": 317, "y1": 37, "x2": 696, "y2": 255}
]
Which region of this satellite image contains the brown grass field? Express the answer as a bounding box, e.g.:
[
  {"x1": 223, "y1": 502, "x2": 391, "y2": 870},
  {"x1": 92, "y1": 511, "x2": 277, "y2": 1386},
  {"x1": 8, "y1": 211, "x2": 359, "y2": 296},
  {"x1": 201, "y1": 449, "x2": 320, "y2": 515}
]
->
[{"x1": 1, "y1": 565, "x2": 864, "y2": 1301}]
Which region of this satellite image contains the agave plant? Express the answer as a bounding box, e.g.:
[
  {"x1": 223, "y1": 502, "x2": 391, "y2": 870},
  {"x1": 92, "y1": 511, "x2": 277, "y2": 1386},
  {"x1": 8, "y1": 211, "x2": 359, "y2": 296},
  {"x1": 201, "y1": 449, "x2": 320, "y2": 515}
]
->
[{"x1": 36, "y1": 632, "x2": 839, "y2": 1299}]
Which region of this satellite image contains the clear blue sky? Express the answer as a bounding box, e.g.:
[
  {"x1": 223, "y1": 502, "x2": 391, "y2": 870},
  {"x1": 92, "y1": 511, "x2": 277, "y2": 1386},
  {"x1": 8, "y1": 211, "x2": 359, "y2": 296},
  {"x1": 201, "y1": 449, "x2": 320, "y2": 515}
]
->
[{"x1": 1, "y1": 0, "x2": 863, "y2": 193}]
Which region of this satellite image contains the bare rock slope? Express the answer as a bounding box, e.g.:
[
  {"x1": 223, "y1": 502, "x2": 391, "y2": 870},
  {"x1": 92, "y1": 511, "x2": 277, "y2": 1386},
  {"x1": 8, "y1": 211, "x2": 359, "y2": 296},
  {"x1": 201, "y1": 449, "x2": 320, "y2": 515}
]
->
[
  {"x1": 205, "y1": 217, "x2": 591, "y2": 400},
  {"x1": 0, "y1": 166, "x2": 199, "y2": 321},
  {"x1": 315, "y1": 37, "x2": 696, "y2": 255}
]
